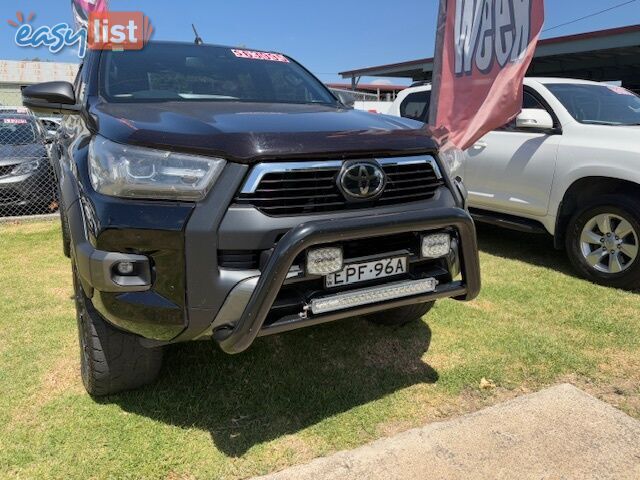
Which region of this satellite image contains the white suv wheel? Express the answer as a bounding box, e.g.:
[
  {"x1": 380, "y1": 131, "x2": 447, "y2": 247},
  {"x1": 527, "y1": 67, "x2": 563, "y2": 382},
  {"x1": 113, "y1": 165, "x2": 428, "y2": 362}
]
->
[{"x1": 579, "y1": 213, "x2": 639, "y2": 274}]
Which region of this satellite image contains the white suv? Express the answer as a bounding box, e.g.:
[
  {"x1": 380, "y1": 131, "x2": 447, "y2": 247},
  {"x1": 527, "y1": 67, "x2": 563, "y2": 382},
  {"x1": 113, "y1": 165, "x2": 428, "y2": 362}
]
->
[{"x1": 389, "y1": 78, "x2": 640, "y2": 289}]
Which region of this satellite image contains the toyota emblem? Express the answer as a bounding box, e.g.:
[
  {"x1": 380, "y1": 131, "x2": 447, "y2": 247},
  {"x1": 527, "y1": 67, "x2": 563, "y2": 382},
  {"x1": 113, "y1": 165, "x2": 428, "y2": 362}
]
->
[{"x1": 338, "y1": 161, "x2": 386, "y2": 201}]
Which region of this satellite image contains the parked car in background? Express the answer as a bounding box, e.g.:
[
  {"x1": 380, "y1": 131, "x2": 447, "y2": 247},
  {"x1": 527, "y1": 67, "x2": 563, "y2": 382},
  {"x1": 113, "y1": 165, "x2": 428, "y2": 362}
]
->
[
  {"x1": 0, "y1": 106, "x2": 31, "y2": 115},
  {"x1": 0, "y1": 113, "x2": 56, "y2": 216},
  {"x1": 37, "y1": 116, "x2": 61, "y2": 138},
  {"x1": 352, "y1": 101, "x2": 392, "y2": 114},
  {"x1": 328, "y1": 88, "x2": 392, "y2": 114},
  {"x1": 23, "y1": 41, "x2": 480, "y2": 396},
  {"x1": 387, "y1": 82, "x2": 431, "y2": 122},
  {"x1": 36, "y1": 116, "x2": 61, "y2": 158},
  {"x1": 389, "y1": 78, "x2": 640, "y2": 289}
]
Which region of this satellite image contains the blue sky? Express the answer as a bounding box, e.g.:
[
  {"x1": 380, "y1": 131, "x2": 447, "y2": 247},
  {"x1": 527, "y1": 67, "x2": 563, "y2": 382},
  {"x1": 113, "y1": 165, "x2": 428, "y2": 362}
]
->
[{"x1": 2, "y1": 0, "x2": 639, "y2": 84}]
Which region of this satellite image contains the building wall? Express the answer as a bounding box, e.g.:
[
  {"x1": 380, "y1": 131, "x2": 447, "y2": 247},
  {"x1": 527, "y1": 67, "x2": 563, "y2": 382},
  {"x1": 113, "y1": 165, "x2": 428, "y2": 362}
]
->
[
  {"x1": 0, "y1": 60, "x2": 79, "y2": 84},
  {"x1": 0, "y1": 84, "x2": 23, "y2": 106}
]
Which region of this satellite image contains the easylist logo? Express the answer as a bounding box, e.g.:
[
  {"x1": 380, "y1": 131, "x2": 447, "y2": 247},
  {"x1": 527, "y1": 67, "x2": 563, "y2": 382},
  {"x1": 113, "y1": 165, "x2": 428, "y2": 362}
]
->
[
  {"x1": 454, "y1": 0, "x2": 532, "y2": 76},
  {"x1": 88, "y1": 11, "x2": 153, "y2": 51}
]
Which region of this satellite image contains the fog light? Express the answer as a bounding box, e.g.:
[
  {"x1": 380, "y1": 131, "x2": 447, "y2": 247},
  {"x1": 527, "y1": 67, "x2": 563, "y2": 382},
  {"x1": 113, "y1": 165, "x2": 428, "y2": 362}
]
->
[
  {"x1": 310, "y1": 278, "x2": 437, "y2": 315},
  {"x1": 306, "y1": 247, "x2": 343, "y2": 276},
  {"x1": 115, "y1": 261, "x2": 135, "y2": 275},
  {"x1": 421, "y1": 233, "x2": 451, "y2": 258}
]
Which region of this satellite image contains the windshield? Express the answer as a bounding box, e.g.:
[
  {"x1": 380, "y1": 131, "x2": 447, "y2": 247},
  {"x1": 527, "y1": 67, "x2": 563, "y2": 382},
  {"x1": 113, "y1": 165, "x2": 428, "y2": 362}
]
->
[
  {"x1": 0, "y1": 119, "x2": 38, "y2": 145},
  {"x1": 546, "y1": 83, "x2": 640, "y2": 126},
  {"x1": 100, "y1": 43, "x2": 337, "y2": 105}
]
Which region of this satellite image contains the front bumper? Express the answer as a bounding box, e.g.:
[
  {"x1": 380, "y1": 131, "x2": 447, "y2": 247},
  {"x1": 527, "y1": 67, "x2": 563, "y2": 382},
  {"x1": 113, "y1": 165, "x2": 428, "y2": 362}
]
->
[
  {"x1": 67, "y1": 158, "x2": 480, "y2": 351},
  {"x1": 212, "y1": 206, "x2": 480, "y2": 354}
]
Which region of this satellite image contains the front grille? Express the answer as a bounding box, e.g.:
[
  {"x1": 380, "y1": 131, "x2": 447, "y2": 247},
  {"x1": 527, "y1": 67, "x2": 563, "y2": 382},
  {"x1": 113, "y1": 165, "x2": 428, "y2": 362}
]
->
[
  {"x1": 342, "y1": 232, "x2": 419, "y2": 258},
  {"x1": 219, "y1": 232, "x2": 438, "y2": 273},
  {"x1": 235, "y1": 157, "x2": 444, "y2": 216}
]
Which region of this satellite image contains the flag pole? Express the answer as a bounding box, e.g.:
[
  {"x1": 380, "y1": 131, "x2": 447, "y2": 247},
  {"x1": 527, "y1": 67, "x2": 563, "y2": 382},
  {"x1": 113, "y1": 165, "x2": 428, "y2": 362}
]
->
[{"x1": 428, "y1": 0, "x2": 448, "y2": 130}]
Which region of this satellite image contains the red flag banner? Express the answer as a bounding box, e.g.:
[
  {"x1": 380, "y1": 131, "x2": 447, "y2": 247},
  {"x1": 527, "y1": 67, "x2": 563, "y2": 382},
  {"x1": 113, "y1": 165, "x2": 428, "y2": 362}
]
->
[
  {"x1": 71, "y1": 0, "x2": 109, "y2": 30},
  {"x1": 429, "y1": 0, "x2": 545, "y2": 151}
]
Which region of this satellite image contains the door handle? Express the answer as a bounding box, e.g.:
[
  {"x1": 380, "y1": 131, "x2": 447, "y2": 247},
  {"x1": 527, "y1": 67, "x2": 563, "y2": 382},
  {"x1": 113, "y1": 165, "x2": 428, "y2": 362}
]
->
[{"x1": 472, "y1": 141, "x2": 487, "y2": 150}]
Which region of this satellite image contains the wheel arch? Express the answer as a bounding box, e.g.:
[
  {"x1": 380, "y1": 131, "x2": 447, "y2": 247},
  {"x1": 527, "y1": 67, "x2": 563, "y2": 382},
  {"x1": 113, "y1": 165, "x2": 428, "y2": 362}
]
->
[{"x1": 554, "y1": 176, "x2": 640, "y2": 249}]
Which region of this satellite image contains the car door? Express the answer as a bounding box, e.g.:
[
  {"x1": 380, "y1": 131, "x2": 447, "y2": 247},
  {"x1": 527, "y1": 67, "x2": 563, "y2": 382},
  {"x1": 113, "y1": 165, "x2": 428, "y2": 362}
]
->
[{"x1": 464, "y1": 90, "x2": 561, "y2": 217}]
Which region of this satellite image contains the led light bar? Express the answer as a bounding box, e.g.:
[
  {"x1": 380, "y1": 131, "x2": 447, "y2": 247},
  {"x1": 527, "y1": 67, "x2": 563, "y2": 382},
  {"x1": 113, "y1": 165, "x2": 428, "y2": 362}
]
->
[
  {"x1": 310, "y1": 278, "x2": 438, "y2": 315},
  {"x1": 421, "y1": 233, "x2": 451, "y2": 258}
]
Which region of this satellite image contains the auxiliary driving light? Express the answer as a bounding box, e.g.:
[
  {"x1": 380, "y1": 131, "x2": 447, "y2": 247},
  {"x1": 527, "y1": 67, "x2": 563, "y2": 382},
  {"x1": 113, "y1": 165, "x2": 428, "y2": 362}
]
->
[
  {"x1": 115, "y1": 261, "x2": 135, "y2": 276},
  {"x1": 310, "y1": 278, "x2": 438, "y2": 315},
  {"x1": 306, "y1": 247, "x2": 343, "y2": 276},
  {"x1": 421, "y1": 233, "x2": 451, "y2": 258}
]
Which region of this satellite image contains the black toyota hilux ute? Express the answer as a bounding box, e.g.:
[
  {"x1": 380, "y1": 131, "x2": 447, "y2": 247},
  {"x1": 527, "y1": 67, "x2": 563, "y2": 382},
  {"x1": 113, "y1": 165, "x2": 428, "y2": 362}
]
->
[{"x1": 23, "y1": 42, "x2": 480, "y2": 396}]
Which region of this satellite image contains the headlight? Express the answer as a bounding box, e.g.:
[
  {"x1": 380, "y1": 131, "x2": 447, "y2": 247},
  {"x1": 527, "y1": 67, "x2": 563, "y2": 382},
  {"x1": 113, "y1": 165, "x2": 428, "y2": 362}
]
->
[
  {"x1": 11, "y1": 159, "x2": 41, "y2": 176},
  {"x1": 438, "y1": 147, "x2": 465, "y2": 180},
  {"x1": 88, "y1": 136, "x2": 226, "y2": 201}
]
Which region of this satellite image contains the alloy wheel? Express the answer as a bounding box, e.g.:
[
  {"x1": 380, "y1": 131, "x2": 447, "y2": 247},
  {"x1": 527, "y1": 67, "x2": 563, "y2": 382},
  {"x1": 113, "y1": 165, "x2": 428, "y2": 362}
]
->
[{"x1": 580, "y1": 213, "x2": 639, "y2": 274}]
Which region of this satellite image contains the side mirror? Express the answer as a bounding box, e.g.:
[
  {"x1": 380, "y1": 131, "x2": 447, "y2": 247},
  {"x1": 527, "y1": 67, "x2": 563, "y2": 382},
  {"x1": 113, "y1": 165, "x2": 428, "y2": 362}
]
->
[
  {"x1": 22, "y1": 82, "x2": 80, "y2": 115},
  {"x1": 516, "y1": 109, "x2": 554, "y2": 131},
  {"x1": 335, "y1": 90, "x2": 356, "y2": 108}
]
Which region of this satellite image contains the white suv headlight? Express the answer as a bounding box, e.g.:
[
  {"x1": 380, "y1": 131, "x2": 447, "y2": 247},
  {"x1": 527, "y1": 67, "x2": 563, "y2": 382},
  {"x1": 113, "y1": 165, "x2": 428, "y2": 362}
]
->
[{"x1": 88, "y1": 136, "x2": 226, "y2": 201}]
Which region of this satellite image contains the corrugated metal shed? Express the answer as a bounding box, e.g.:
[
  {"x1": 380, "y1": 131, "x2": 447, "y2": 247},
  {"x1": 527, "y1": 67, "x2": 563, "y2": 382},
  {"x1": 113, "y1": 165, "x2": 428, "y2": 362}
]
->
[
  {"x1": 340, "y1": 25, "x2": 640, "y2": 92},
  {"x1": 0, "y1": 60, "x2": 79, "y2": 85}
]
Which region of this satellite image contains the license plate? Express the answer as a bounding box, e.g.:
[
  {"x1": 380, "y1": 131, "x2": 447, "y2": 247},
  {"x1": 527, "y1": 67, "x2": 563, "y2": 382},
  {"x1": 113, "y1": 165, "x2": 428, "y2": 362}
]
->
[{"x1": 325, "y1": 257, "x2": 408, "y2": 288}]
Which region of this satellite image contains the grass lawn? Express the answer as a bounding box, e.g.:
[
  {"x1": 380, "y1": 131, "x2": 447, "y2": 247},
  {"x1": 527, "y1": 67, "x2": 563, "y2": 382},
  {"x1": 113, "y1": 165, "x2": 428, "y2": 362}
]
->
[{"x1": 1, "y1": 219, "x2": 639, "y2": 479}]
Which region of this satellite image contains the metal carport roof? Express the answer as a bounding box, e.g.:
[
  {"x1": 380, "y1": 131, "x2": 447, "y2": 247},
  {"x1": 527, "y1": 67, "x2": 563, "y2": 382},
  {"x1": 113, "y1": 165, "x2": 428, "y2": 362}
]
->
[{"x1": 340, "y1": 25, "x2": 640, "y2": 91}]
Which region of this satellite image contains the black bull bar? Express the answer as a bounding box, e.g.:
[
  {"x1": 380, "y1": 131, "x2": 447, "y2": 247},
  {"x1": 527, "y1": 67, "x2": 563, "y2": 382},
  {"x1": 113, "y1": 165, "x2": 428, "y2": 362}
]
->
[{"x1": 214, "y1": 206, "x2": 481, "y2": 354}]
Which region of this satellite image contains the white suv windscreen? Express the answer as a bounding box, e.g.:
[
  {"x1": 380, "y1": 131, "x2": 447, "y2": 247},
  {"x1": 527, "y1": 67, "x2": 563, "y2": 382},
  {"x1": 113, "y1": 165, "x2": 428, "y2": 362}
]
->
[{"x1": 546, "y1": 83, "x2": 640, "y2": 126}]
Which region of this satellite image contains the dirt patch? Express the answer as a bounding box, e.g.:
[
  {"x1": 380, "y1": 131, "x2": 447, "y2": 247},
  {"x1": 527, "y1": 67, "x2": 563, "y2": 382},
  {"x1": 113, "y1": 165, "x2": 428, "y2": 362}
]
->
[
  {"x1": 594, "y1": 350, "x2": 640, "y2": 418},
  {"x1": 274, "y1": 435, "x2": 314, "y2": 460},
  {"x1": 165, "y1": 472, "x2": 197, "y2": 480},
  {"x1": 375, "y1": 382, "x2": 540, "y2": 444},
  {"x1": 376, "y1": 419, "x2": 415, "y2": 438},
  {"x1": 262, "y1": 435, "x2": 317, "y2": 475},
  {"x1": 597, "y1": 348, "x2": 640, "y2": 375},
  {"x1": 561, "y1": 366, "x2": 640, "y2": 420},
  {"x1": 40, "y1": 351, "x2": 83, "y2": 399},
  {"x1": 424, "y1": 350, "x2": 466, "y2": 371},
  {"x1": 465, "y1": 298, "x2": 497, "y2": 312},
  {"x1": 49, "y1": 285, "x2": 74, "y2": 302}
]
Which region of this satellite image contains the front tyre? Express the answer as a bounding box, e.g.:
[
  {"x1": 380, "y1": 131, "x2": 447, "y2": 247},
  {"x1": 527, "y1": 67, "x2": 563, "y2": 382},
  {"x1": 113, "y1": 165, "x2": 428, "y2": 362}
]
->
[
  {"x1": 73, "y1": 264, "x2": 163, "y2": 396},
  {"x1": 566, "y1": 195, "x2": 640, "y2": 290},
  {"x1": 365, "y1": 301, "x2": 435, "y2": 326}
]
